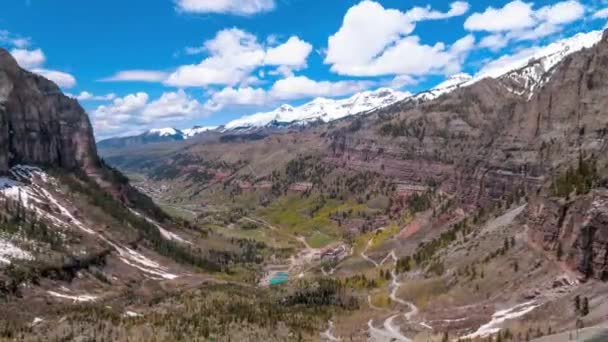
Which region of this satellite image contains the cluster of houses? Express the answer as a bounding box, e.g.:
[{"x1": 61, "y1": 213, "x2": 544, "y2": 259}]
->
[{"x1": 315, "y1": 243, "x2": 348, "y2": 262}]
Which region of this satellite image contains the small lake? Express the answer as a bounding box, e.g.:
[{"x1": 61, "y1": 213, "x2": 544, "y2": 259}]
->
[{"x1": 269, "y1": 272, "x2": 289, "y2": 285}]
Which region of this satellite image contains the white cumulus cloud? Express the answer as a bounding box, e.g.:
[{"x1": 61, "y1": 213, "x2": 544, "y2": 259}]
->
[
  {"x1": 175, "y1": 0, "x2": 275, "y2": 15},
  {"x1": 535, "y1": 0, "x2": 585, "y2": 25},
  {"x1": 165, "y1": 28, "x2": 313, "y2": 88},
  {"x1": 100, "y1": 70, "x2": 170, "y2": 82},
  {"x1": 92, "y1": 90, "x2": 207, "y2": 138},
  {"x1": 70, "y1": 91, "x2": 117, "y2": 101},
  {"x1": 593, "y1": 8, "x2": 608, "y2": 19},
  {"x1": 466, "y1": 0, "x2": 586, "y2": 47},
  {"x1": 166, "y1": 29, "x2": 265, "y2": 87},
  {"x1": 204, "y1": 87, "x2": 269, "y2": 111},
  {"x1": 405, "y1": 1, "x2": 470, "y2": 21},
  {"x1": 325, "y1": 1, "x2": 473, "y2": 77},
  {"x1": 31, "y1": 69, "x2": 77, "y2": 88},
  {"x1": 264, "y1": 36, "x2": 313, "y2": 68},
  {"x1": 7, "y1": 37, "x2": 76, "y2": 89},
  {"x1": 10, "y1": 48, "x2": 45, "y2": 68},
  {"x1": 143, "y1": 90, "x2": 205, "y2": 120},
  {"x1": 479, "y1": 34, "x2": 511, "y2": 51},
  {"x1": 203, "y1": 76, "x2": 374, "y2": 110},
  {"x1": 270, "y1": 76, "x2": 372, "y2": 100},
  {"x1": 464, "y1": 1, "x2": 536, "y2": 32},
  {"x1": 388, "y1": 75, "x2": 418, "y2": 89},
  {"x1": 0, "y1": 30, "x2": 31, "y2": 48}
]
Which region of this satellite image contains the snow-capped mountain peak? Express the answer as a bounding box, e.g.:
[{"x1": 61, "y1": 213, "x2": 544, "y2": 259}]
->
[
  {"x1": 437, "y1": 73, "x2": 473, "y2": 88},
  {"x1": 143, "y1": 126, "x2": 219, "y2": 139},
  {"x1": 181, "y1": 126, "x2": 218, "y2": 138},
  {"x1": 147, "y1": 128, "x2": 181, "y2": 137},
  {"x1": 475, "y1": 30, "x2": 603, "y2": 98},
  {"x1": 412, "y1": 73, "x2": 473, "y2": 102},
  {"x1": 223, "y1": 87, "x2": 410, "y2": 131},
  {"x1": 278, "y1": 104, "x2": 294, "y2": 112},
  {"x1": 410, "y1": 30, "x2": 603, "y2": 103},
  {"x1": 476, "y1": 30, "x2": 603, "y2": 81}
]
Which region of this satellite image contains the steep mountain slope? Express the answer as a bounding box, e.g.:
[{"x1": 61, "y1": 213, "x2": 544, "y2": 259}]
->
[
  {"x1": 0, "y1": 47, "x2": 200, "y2": 290},
  {"x1": 484, "y1": 30, "x2": 603, "y2": 100},
  {"x1": 0, "y1": 49, "x2": 99, "y2": 174}
]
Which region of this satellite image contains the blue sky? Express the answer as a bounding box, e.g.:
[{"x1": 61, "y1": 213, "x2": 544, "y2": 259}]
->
[{"x1": 1, "y1": 0, "x2": 607, "y2": 139}]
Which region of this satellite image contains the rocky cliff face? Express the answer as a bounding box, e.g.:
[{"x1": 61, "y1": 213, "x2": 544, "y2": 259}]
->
[
  {"x1": 521, "y1": 32, "x2": 608, "y2": 280},
  {"x1": 525, "y1": 190, "x2": 608, "y2": 281},
  {"x1": 497, "y1": 30, "x2": 608, "y2": 168},
  {"x1": 0, "y1": 48, "x2": 99, "y2": 174},
  {"x1": 326, "y1": 31, "x2": 608, "y2": 212},
  {"x1": 327, "y1": 75, "x2": 542, "y2": 212}
]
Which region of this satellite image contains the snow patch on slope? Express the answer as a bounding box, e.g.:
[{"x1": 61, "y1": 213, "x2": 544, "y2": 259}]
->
[
  {"x1": 476, "y1": 31, "x2": 602, "y2": 80},
  {"x1": 474, "y1": 30, "x2": 602, "y2": 99},
  {"x1": 412, "y1": 73, "x2": 473, "y2": 102},
  {"x1": 123, "y1": 310, "x2": 143, "y2": 318},
  {"x1": 1, "y1": 165, "x2": 179, "y2": 280},
  {"x1": 47, "y1": 290, "x2": 98, "y2": 302},
  {"x1": 462, "y1": 301, "x2": 540, "y2": 339},
  {"x1": 0, "y1": 236, "x2": 33, "y2": 264},
  {"x1": 129, "y1": 209, "x2": 191, "y2": 244},
  {"x1": 112, "y1": 244, "x2": 178, "y2": 280}
]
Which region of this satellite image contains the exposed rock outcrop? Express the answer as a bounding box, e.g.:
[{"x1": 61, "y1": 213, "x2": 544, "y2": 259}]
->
[
  {"x1": 0, "y1": 48, "x2": 99, "y2": 174},
  {"x1": 520, "y1": 32, "x2": 608, "y2": 280},
  {"x1": 526, "y1": 190, "x2": 608, "y2": 281}
]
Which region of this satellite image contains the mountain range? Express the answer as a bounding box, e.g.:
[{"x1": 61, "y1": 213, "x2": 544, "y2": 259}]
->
[
  {"x1": 97, "y1": 30, "x2": 605, "y2": 149},
  {"x1": 97, "y1": 125, "x2": 218, "y2": 149}
]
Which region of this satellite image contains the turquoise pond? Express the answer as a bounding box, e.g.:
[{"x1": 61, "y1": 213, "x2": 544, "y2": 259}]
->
[{"x1": 269, "y1": 272, "x2": 289, "y2": 285}]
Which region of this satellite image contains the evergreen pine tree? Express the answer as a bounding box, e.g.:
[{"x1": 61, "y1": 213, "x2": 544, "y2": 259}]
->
[{"x1": 582, "y1": 297, "x2": 590, "y2": 316}]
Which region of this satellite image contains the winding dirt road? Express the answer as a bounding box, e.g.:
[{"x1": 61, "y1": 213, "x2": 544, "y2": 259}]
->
[{"x1": 359, "y1": 235, "x2": 420, "y2": 342}]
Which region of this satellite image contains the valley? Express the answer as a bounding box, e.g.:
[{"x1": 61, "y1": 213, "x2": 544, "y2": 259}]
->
[
  {"x1": 3, "y1": 17, "x2": 608, "y2": 342},
  {"x1": 88, "y1": 28, "x2": 608, "y2": 341}
]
